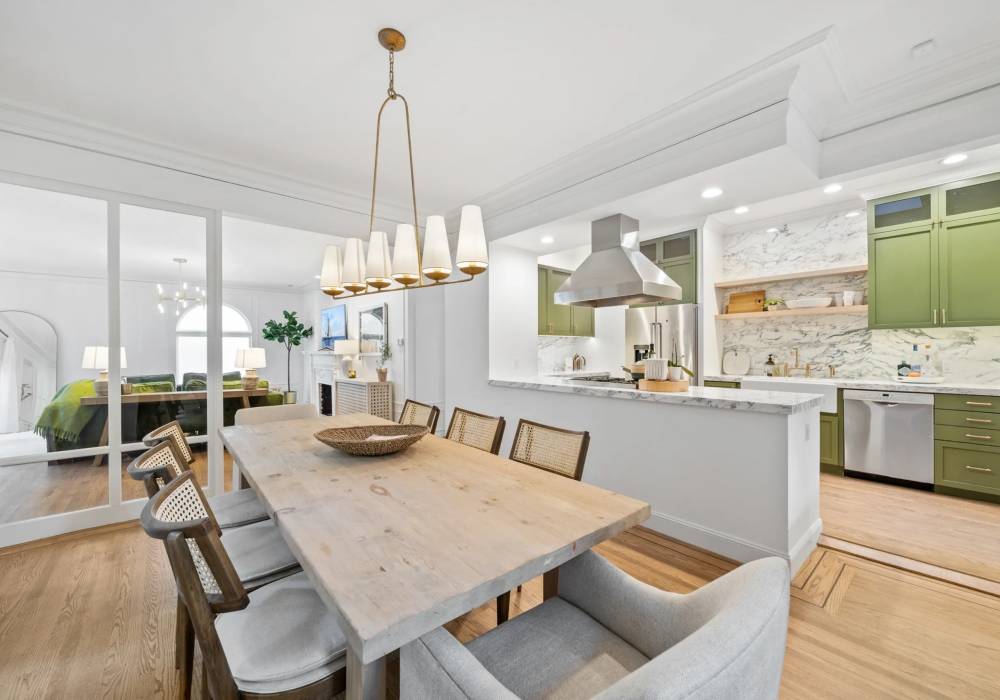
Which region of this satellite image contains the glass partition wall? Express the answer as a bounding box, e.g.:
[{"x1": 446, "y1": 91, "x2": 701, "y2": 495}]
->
[{"x1": 0, "y1": 174, "x2": 223, "y2": 547}]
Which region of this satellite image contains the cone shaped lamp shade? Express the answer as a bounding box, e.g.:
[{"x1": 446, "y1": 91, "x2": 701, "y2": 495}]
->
[
  {"x1": 320, "y1": 245, "x2": 344, "y2": 297},
  {"x1": 391, "y1": 224, "x2": 420, "y2": 285},
  {"x1": 422, "y1": 215, "x2": 452, "y2": 281},
  {"x1": 342, "y1": 238, "x2": 367, "y2": 293},
  {"x1": 365, "y1": 230, "x2": 393, "y2": 289},
  {"x1": 456, "y1": 205, "x2": 488, "y2": 275}
]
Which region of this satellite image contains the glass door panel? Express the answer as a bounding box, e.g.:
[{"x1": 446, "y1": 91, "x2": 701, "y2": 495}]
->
[
  {"x1": 119, "y1": 203, "x2": 208, "y2": 502},
  {"x1": 0, "y1": 182, "x2": 109, "y2": 525}
]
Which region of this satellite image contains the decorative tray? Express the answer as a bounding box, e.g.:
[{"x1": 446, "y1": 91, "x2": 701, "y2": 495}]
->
[{"x1": 314, "y1": 424, "x2": 429, "y2": 456}]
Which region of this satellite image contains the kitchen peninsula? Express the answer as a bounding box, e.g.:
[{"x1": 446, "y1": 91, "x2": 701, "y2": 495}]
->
[{"x1": 487, "y1": 372, "x2": 824, "y2": 571}]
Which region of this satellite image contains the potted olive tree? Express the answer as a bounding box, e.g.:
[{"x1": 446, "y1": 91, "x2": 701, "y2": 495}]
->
[{"x1": 262, "y1": 310, "x2": 314, "y2": 404}]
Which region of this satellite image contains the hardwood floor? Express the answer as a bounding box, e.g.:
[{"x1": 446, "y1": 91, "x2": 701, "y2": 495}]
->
[
  {"x1": 3, "y1": 523, "x2": 1000, "y2": 699},
  {"x1": 0, "y1": 450, "x2": 232, "y2": 525},
  {"x1": 820, "y1": 473, "x2": 1000, "y2": 585}
]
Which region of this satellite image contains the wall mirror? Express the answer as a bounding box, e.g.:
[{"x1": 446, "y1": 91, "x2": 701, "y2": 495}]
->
[
  {"x1": 358, "y1": 303, "x2": 388, "y2": 355},
  {"x1": 0, "y1": 310, "x2": 59, "y2": 436}
]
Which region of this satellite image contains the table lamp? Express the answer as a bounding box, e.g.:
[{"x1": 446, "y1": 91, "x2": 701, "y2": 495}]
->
[
  {"x1": 235, "y1": 347, "x2": 267, "y2": 389},
  {"x1": 82, "y1": 346, "x2": 127, "y2": 396},
  {"x1": 333, "y1": 339, "x2": 360, "y2": 378}
]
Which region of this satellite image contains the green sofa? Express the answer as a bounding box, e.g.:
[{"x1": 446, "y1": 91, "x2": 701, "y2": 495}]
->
[{"x1": 35, "y1": 372, "x2": 284, "y2": 452}]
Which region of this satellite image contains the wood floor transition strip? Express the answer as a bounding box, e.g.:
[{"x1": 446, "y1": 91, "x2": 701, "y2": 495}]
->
[{"x1": 818, "y1": 534, "x2": 1000, "y2": 597}]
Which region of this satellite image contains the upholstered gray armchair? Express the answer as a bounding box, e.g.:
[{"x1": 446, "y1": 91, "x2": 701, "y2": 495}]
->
[{"x1": 401, "y1": 551, "x2": 790, "y2": 699}]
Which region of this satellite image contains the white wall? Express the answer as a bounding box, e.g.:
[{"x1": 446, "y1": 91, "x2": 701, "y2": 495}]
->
[
  {"x1": 0, "y1": 270, "x2": 305, "y2": 392},
  {"x1": 489, "y1": 244, "x2": 540, "y2": 379}
]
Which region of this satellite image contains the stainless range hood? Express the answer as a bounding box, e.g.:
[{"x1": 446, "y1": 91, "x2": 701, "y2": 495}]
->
[{"x1": 553, "y1": 214, "x2": 683, "y2": 308}]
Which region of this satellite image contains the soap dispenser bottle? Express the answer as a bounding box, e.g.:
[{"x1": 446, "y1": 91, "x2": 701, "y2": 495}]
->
[{"x1": 764, "y1": 354, "x2": 776, "y2": 377}]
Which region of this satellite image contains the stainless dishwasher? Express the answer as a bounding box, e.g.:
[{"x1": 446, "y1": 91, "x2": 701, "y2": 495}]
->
[{"x1": 843, "y1": 389, "x2": 934, "y2": 485}]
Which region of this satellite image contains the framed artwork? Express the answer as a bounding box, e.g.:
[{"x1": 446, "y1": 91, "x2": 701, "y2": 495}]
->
[{"x1": 320, "y1": 305, "x2": 348, "y2": 350}]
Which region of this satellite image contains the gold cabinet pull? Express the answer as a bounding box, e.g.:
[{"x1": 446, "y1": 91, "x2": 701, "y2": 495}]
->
[
  {"x1": 965, "y1": 434, "x2": 992, "y2": 440},
  {"x1": 942, "y1": 308, "x2": 947, "y2": 324},
  {"x1": 933, "y1": 308, "x2": 938, "y2": 324},
  {"x1": 966, "y1": 417, "x2": 993, "y2": 424},
  {"x1": 965, "y1": 400, "x2": 994, "y2": 407},
  {"x1": 965, "y1": 465, "x2": 993, "y2": 473}
]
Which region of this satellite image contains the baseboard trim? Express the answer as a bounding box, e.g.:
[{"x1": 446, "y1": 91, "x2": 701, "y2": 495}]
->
[{"x1": 644, "y1": 510, "x2": 821, "y2": 570}]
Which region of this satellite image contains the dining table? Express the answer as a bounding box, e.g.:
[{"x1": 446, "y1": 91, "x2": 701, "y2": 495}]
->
[{"x1": 219, "y1": 412, "x2": 650, "y2": 700}]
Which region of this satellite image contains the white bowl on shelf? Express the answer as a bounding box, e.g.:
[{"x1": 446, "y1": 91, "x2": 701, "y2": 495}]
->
[{"x1": 784, "y1": 297, "x2": 833, "y2": 309}]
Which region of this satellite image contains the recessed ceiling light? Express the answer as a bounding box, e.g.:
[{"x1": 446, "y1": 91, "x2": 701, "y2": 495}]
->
[
  {"x1": 823, "y1": 183, "x2": 843, "y2": 194},
  {"x1": 540, "y1": 235, "x2": 554, "y2": 244},
  {"x1": 733, "y1": 206, "x2": 749, "y2": 215},
  {"x1": 844, "y1": 210, "x2": 861, "y2": 218},
  {"x1": 766, "y1": 227, "x2": 779, "y2": 233},
  {"x1": 701, "y1": 186, "x2": 723, "y2": 199},
  {"x1": 940, "y1": 153, "x2": 967, "y2": 165},
  {"x1": 314, "y1": 274, "x2": 321, "y2": 279}
]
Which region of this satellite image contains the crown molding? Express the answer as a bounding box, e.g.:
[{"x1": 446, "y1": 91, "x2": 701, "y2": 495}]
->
[{"x1": 0, "y1": 99, "x2": 414, "y2": 227}]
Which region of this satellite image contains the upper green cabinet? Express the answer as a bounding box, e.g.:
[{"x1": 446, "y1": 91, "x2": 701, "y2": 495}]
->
[
  {"x1": 867, "y1": 173, "x2": 1000, "y2": 329},
  {"x1": 635, "y1": 228, "x2": 697, "y2": 306},
  {"x1": 868, "y1": 224, "x2": 938, "y2": 329},
  {"x1": 538, "y1": 265, "x2": 594, "y2": 337}
]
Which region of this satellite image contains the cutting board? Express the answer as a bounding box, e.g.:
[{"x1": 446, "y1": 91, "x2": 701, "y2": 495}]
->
[
  {"x1": 727, "y1": 289, "x2": 765, "y2": 313},
  {"x1": 638, "y1": 379, "x2": 689, "y2": 393}
]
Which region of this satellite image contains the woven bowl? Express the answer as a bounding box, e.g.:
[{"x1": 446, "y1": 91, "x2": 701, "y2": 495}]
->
[{"x1": 314, "y1": 424, "x2": 429, "y2": 456}]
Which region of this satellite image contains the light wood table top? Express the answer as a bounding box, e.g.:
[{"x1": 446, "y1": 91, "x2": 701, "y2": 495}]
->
[
  {"x1": 80, "y1": 388, "x2": 269, "y2": 405},
  {"x1": 220, "y1": 413, "x2": 650, "y2": 667}
]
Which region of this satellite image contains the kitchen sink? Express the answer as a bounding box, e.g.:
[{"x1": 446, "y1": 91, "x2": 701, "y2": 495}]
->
[{"x1": 739, "y1": 376, "x2": 838, "y2": 412}]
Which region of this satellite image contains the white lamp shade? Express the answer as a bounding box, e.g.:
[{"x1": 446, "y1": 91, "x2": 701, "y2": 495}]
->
[
  {"x1": 456, "y1": 205, "x2": 488, "y2": 273},
  {"x1": 421, "y1": 215, "x2": 452, "y2": 280},
  {"x1": 333, "y1": 339, "x2": 360, "y2": 356},
  {"x1": 235, "y1": 347, "x2": 267, "y2": 369},
  {"x1": 342, "y1": 238, "x2": 367, "y2": 291},
  {"x1": 81, "y1": 346, "x2": 127, "y2": 370},
  {"x1": 392, "y1": 224, "x2": 419, "y2": 284},
  {"x1": 365, "y1": 230, "x2": 392, "y2": 287},
  {"x1": 319, "y1": 245, "x2": 343, "y2": 292}
]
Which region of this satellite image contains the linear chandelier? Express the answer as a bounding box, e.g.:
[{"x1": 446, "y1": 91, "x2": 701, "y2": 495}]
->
[{"x1": 319, "y1": 27, "x2": 488, "y2": 298}]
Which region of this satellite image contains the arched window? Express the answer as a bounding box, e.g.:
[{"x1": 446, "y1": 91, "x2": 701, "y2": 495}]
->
[{"x1": 175, "y1": 304, "x2": 252, "y2": 380}]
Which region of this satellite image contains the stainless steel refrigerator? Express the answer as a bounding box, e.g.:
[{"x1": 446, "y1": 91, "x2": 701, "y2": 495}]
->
[{"x1": 625, "y1": 304, "x2": 699, "y2": 381}]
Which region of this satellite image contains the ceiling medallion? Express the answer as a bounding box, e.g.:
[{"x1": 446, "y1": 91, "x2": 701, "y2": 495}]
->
[{"x1": 320, "y1": 28, "x2": 488, "y2": 298}]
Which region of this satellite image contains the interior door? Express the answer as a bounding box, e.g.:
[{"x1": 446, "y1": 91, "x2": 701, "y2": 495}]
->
[{"x1": 939, "y1": 213, "x2": 1000, "y2": 327}]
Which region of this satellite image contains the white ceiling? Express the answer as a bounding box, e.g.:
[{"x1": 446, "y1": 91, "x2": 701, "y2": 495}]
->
[
  {"x1": 0, "y1": 182, "x2": 341, "y2": 290},
  {"x1": 2, "y1": 1, "x2": 999, "y2": 223},
  {"x1": 501, "y1": 142, "x2": 1000, "y2": 254}
]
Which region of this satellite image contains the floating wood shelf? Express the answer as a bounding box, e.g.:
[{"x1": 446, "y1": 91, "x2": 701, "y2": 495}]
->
[
  {"x1": 714, "y1": 264, "x2": 868, "y2": 289},
  {"x1": 716, "y1": 305, "x2": 868, "y2": 320}
]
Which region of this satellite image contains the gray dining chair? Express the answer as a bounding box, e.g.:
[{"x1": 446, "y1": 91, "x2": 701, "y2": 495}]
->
[{"x1": 402, "y1": 551, "x2": 790, "y2": 699}]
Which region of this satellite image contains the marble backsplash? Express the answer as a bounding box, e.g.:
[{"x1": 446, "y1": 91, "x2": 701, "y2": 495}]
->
[
  {"x1": 538, "y1": 335, "x2": 606, "y2": 373},
  {"x1": 718, "y1": 208, "x2": 1000, "y2": 385}
]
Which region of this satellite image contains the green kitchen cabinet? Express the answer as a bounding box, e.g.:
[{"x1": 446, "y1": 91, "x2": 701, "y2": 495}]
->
[
  {"x1": 819, "y1": 412, "x2": 841, "y2": 470},
  {"x1": 631, "y1": 228, "x2": 697, "y2": 307},
  {"x1": 537, "y1": 265, "x2": 594, "y2": 337},
  {"x1": 867, "y1": 173, "x2": 1000, "y2": 330},
  {"x1": 935, "y1": 440, "x2": 1000, "y2": 497},
  {"x1": 938, "y1": 213, "x2": 1000, "y2": 327},
  {"x1": 868, "y1": 224, "x2": 938, "y2": 329}
]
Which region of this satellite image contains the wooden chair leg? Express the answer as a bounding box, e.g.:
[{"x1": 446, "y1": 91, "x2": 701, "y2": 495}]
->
[
  {"x1": 200, "y1": 659, "x2": 209, "y2": 700},
  {"x1": 496, "y1": 591, "x2": 511, "y2": 625},
  {"x1": 176, "y1": 598, "x2": 195, "y2": 700},
  {"x1": 516, "y1": 584, "x2": 522, "y2": 593}
]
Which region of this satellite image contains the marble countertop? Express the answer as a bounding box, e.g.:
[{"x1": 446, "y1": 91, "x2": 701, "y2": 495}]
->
[
  {"x1": 490, "y1": 376, "x2": 823, "y2": 415},
  {"x1": 704, "y1": 374, "x2": 1000, "y2": 396},
  {"x1": 542, "y1": 369, "x2": 613, "y2": 378}
]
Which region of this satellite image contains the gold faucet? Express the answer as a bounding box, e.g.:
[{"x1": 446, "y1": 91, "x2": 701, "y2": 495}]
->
[
  {"x1": 804, "y1": 362, "x2": 813, "y2": 378},
  {"x1": 792, "y1": 348, "x2": 800, "y2": 369}
]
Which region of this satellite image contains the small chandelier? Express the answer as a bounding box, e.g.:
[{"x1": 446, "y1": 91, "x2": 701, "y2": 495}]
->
[
  {"x1": 319, "y1": 28, "x2": 488, "y2": 298},
  {"x1": 157, "y1": 257, "x2": 205, "y2": 316}
]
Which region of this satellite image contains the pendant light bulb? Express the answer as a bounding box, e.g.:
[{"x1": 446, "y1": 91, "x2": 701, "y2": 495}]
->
[
  {"x1": 365, "y1": 230, "x2": 393, "y2": 289},
  {"x1": 456, "y1": 205, "x2": 488, "y2": 276},
  {"x1": 342, "y1": 238, "x2": 368, "y2": 293},
  {"x1": 392, "y1": 224, "x2": 420, "y2": 285},
  {"x1": 422, "y1": 215, "x2": 452, "y2": 281}
]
